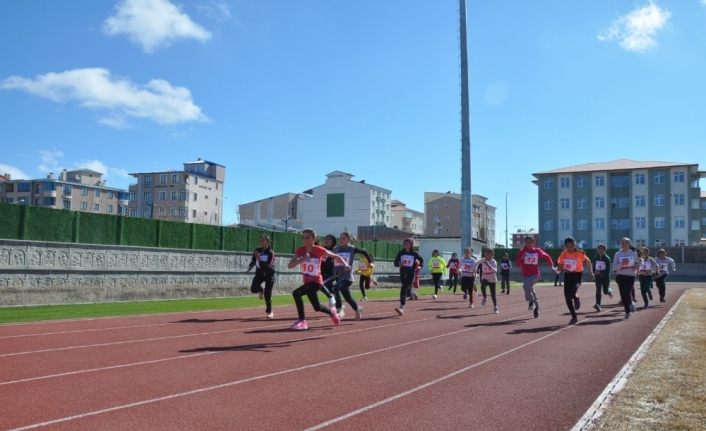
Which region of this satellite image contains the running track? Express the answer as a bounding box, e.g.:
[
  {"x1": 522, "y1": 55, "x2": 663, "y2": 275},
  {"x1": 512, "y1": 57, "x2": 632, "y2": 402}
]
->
[{"x1": 0, "y1": 283, "x2": 690, "y2": 431}]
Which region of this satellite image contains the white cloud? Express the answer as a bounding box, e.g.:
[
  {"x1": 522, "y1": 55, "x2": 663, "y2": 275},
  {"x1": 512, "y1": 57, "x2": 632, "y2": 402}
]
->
[
  {"x1": 1, "y1": 68, "x2": 208, "y2": 126},
  {"x1": 194, "y1": 0, "x2": 232, "y2": 21},
  {"x1": 103, "y1": 0, "x2": 212, "y2": 53},
  {"x1": 598, "y1": 1, "x2": 671, "y2": 53},
  {"x1": 37, "y1": 150, "x2": 64, "y2": 174},
  {"x1": 0, "y1": 163, "x2": 29, "y2": 180}
]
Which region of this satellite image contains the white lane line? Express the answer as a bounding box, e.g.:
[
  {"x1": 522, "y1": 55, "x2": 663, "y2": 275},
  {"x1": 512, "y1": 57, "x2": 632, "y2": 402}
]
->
[
  {"x1": 6, "y1": 304, "x2": 563, "y2": 431},
  {"x1": 570, "y1": 294, "x2": 685, "y2": 431}
]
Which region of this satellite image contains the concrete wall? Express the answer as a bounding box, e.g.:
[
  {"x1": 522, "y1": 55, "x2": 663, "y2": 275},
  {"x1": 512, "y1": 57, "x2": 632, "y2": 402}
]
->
[{"x1": 0, "y1": 240, "x2": 398, "y2": 306}]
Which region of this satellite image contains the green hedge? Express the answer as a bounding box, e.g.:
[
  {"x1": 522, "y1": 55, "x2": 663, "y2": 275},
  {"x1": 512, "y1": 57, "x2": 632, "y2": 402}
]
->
[
  {"x1": 193, "y1": 223, "x2": 221, "y2": 250},
  {"x1": 0, "y1": 204, "x2": 21, "y2": 239},
  {"x1": 120, "y1": 217, "x2": 157, "y2": 247},
  {"x1": 24, "y1": 206, "x2": 73, "y2": 243},
  {"x1": 223, "y1": 225, "x2": 249, "y2": 251},
  {"x1": 79, "y1": 212, "x2": 119, "y2": 245},
  {"x1": 160, "y1": 220, "x2": 192, "y2": 249}
]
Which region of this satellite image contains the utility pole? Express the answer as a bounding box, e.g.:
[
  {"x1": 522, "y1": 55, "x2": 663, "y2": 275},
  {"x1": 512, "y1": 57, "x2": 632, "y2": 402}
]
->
[{"x1": 459, "y1": 0, "x2": 473, "y2": 250}]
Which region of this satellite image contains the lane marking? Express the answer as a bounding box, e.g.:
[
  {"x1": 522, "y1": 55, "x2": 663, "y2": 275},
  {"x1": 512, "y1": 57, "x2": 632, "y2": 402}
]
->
[
  {"x1": 570, "y1": 293, "x2": 685, "y2": 431},
  {"x1": 6, "y1": 304, "x2": 567, "y2": 431}
]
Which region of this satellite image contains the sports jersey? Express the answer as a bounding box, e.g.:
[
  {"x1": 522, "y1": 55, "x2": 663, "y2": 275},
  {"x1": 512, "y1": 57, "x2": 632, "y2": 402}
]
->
[{"x1": 295, "y1": 245, "x2": 328, "y2": 284}]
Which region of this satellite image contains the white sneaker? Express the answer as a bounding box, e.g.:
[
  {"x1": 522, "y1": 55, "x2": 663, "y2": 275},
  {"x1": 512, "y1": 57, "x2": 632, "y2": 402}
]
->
[
  {"x1": 266, "y1": 312, "x2": 274, "y2": 319},
  {"x1": 337, "y1": 308, "x2": 346, "y2": 319},
  {"x1": 493, "y1": 306, "x2": 499, "y2": 314},
  {"x1": 469, "y1": 303, "x2": 474, "y2": 309},
  {"x1": 395, "y1": 306, "x2": 404, "y2": 316},
  {"x1": 432, "y1": 294, "x2": 438, "y2": 300},
  {"x1": 328, "y1": 297, "x2": 336, "y2": 308},
  {"x1": 355, "y1": 307, "x2": 362, "y2": 320}
]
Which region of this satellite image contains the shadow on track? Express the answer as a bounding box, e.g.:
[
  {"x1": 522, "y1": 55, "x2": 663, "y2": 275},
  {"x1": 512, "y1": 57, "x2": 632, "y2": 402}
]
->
[
  {"x1": 179, "y1": 337, "x2": 321, "y2": 354},
  {"x1": 175, "y1": 318, "x2": 239, "y2": 323},
  {"x1": 507, "y1": 324, "x2": 564, "y2": 334},
  {"x1": 462, "y1": 318, "x2": 530, "y2": 327}
]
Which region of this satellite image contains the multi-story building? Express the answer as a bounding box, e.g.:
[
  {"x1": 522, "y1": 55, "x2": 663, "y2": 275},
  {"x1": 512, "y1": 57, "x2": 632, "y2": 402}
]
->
[
  {"x1": 0, "y1": 169, "x2": 129, "y2": 215},
  {"x1": 239, "y1": 192, "x2": 304, "y2": 231},
  {"x1": 511, "y1": 229, "x2": 539, "y2": 249},
  {"x1": 296, "y1": 171, "x2": 392, "y2": 236},
  {"x1": 389, "y1": 200, "x2": 424, "y2": 235},
  {"x1": 533, "y1": 159, "x2": 706, "y2": 248},
  {"x1": 128, "y1": 159, "x2": 225, "y2": 225},
  {"x1": 424, "y1": 192, "x2": 496, "y2": 244}
]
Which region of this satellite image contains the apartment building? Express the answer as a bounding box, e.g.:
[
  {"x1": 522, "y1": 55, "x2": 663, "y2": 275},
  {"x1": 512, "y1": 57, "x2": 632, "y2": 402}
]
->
[
  {"x1": 239, "y1": 192, "x2": 303, "y2": 231},
  {"x1": 128, "y1": 159, "x2": 225, "y2": 225},
  {"x1": 0, "y1": 169, "x2": 129, "y2": 215},
  {"x1": 424, "y1": 192, "x2": 496, "y2": 244},
  {"x1": 390, "y1": 200, "x2": 424, "y2": 235},
  {"x1": 533, "y1": 159, "x2": 706, "y2": 248}
]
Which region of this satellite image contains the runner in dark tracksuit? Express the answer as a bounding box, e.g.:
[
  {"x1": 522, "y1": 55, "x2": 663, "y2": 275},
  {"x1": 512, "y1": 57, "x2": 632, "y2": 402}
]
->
[
  {"x1": 248, "y1": 235, "x2": 276, "y2": 318},
  {"x1": 592, "y1": 244, "x2": 612, "y2": 311},
  {"x1": 500, "y1": 253, "x2": 511, "y2": 295},
  {"x1": 393, "y1": 238, "x2": 423, "y2": 316},
  {"x1": 319, "y1": 236, "x2": 338, "y2": 310},
  {"x1": 333, "y1": 232, "x2": 372, "y2": 320}
]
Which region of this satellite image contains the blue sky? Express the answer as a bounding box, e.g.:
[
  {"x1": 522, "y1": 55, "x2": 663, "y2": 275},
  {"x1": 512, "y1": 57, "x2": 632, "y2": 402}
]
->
[{"x1": 1, "y1": 0, "x2": 705, "y2": 245}]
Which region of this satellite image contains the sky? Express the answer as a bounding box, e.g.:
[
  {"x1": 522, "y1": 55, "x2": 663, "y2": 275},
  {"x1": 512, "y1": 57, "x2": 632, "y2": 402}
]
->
[{"x1": 1, "y1": 0, "x2": 705, "y2": 245}]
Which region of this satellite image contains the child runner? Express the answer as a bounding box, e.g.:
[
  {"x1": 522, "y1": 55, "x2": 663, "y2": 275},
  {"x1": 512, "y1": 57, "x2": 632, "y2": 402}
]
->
[
  {"x1": 247, "y1": 234, "x2": 276, "y2": 318},
  {"x1": 459, "y1": 247, "x2": 478, "y2": 308},
  {"x1": 499, "y1": 252, "x2": 511, "y2": 295},
  {"x1": 556, "y1": 237, "x2": 594, "y2": 325},
  {"x1": 287, "y1": 229, "x2": 348, "y2": 330},
  {"x1": 446, "y1": 252, "x2": 460, "y2": 294},
  {"x1": 393, "y1": 238, "x2": 424, "y2": 316},
  {"x1": 515, "y1": 236, "x2": 555, "y2": 318},
  {"x1": 428, "y1": 249, "x2": 447, "y2": 300},
  {"x1": 592, "y1": 244, "x2": 613, "y2": 311},
  {"x1": 612, "y1": 237, "x2": 640, "y2": 319},
  {"x1": 356, "y1": 253, "x2": 376, "y2": 301},
  {"x1": 319, "y1": 235, "x2": 338, "y2": 311},
  {"x1": 654, "y1": 248, "x2": 676, "y2": 303},
  {"x1": 332, "y1": 232, "x2": 372, "y2": 320},
  {"x1": 637, "y1": 247, "x2": 658, "y2": 308},
  {"x1": 478, "y1": 248, "x2": 499, "y2": 314}
]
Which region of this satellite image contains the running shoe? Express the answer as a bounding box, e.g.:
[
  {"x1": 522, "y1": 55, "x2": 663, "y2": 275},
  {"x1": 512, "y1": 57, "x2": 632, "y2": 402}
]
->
[
  {"x1": 608, "y1": 290, "x2": 614, "y2": 299},
  {"x1": 648, "y1": 290, "x2": 653, "y2": 300},
  {"x1": 337, "y1": 308, "x2": 345, "y2": 319},
  {"x1": 568, "y1": 317, "x2": 578, "y2": 325},
  {"x1": 355, "y1": 307, "x2": 362, "y2": 321},
  {"x1": 528, "y1": 301, "x2": 534, "y2": 311},
  {"x1": 629, "y1": 302, "x2": 636, "y2": 313},
  {"x1": 469, "y1": 303, "x2": 474, "y2": 309},
  {"x1": 643, "y1": 302, "x2": 650, "y2": 309},
  {"x1": 432, "y1": 294, "x2": 438, "y2": 300},
  {"x1": 493, "y1": 306, "x2": 499, "y2": 314},
  {"x1": 533, "y1": 302, "x2": 539, "y2": 318},
  {"x1": 330, "y1": 309, "x2": 341, "y2": 325},
  {"x1": 258, "y1": 291, "x2": 264, "y2": 300},
  {"x1": 329, "y1": 297, "x2": 336, "y2": 308},
  {"x1": 463, "y1": 292, "x2": 468, "y2": 300},
  {"x1": 291, "y1": 320, "x2": 308, "y2": 330},
  {"x1": 660, "y1": 297, "x2": 666, "y2": 303},
  {"x1": 625, "y1": 313, "x2": 631, "y2": 320},
  {"x1": 395, "y1": 306, "x2": 404, "y2": 316},
  {"x1": 573, "y1": 296, "x2": 581, "y2": 310},
  {"x1": 361, "y1": 296, "x2": 367, "y2": 302},
  {"x1": 593, "y1": 304, "x2": 601, "y2": 312},
  {"x1": 266, "y1": 312, "x2": 274, "y2": 319},
  {"x1": 481, "y1": 297, "x2": 487, "y2": 306}
]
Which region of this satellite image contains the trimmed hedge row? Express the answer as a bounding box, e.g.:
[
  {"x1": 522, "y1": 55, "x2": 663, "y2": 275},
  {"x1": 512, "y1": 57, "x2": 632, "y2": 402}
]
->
[{"x1": 0, "y1": 203, "x2": 403, "y2": 258}]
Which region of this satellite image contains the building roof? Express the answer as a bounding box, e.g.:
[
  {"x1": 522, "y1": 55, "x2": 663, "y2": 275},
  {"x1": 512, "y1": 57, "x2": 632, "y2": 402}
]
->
[
  {"x1": 0, "y1": 174, "x2": 10, "y2": 182},
  {"x1": 67, "y1": 168, "x2": 103, "y2": 176},
  {"x1": 533, "y1": 159, "x2": 695, "y2": 176},
  {"x1": 184, "y1": 159, "x2": 225, "y2": 168}
]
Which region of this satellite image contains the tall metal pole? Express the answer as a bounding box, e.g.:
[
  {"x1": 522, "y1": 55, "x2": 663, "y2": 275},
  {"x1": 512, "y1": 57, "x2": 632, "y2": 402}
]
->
[
  {"x1": 505, "y1": 192, "x2": 509, "y2": 248},
  {"x1": 460, "y1": 0, "x2": 473, "y2": 250}
]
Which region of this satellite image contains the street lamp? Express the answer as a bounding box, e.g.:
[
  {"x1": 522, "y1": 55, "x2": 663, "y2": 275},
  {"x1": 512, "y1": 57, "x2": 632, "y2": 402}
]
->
[
  {"x1": 505, "y1": 192, "x2": 509, "y2": 249},
  {"x1": 281, "y1": 216, "x2": 292, "y2": 232}
]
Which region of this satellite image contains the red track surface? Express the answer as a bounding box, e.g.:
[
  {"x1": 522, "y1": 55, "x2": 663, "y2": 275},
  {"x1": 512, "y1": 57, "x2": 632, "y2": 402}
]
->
[{"x1": 0, "y1": 283, "x2": 690, "y2": 431}]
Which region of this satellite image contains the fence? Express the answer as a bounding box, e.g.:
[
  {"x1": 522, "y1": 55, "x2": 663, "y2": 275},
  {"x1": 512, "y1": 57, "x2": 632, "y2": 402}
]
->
[{"x1": 0, "y1": 203, "x2": 403, "y2": 259}]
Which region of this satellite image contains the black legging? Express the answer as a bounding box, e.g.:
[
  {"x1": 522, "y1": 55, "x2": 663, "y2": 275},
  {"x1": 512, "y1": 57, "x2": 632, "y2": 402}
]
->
[
  {"x1": 432, "y1": 273, "x2": 443, "y2": 295},
  {"x1": 250, "y1": 273, "x2": 275, "y2": 314},
  {"x1": 655, "y1": 274, "x2": 667, "y2": 300},
  {"x1": 447, "y1": 273, "x2": 459, "y2": 293},
  {"x1": 594, "y1": 274, "x2": 610, "y2": 306},
  {"x1": 399, "y1": 270, "x2": 415, "y2": 306},
  {"x1": 480, "y1": 279, "x2": 497, "y2": 306},
  {"x1": 292, "y1": 282, "x2": 333, "y2": 320},
  {"x1": 615, "y1": 275, "x2": 635, "y2": 315},
  {"x1": 500, "y1": 271, "x2": 510, "y2": 293},
  {"x1": 333, "y1": 279, "x2": 359, "y2": 311},
  {"x1": 359, "y1": 275, "x2": 371, "y2": 298},
  {"x1": 563, "y1": 272, "x2": 582, "y2": 319}
]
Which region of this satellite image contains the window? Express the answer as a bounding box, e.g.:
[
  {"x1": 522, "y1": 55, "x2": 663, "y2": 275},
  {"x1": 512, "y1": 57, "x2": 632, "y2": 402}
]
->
[
  {"x1": 635, "y1": 195, "x2": 646, "y2": 207},
  {"x1": 144, "y1": 176, "x2": 152, "y2": 186},
  {"x1": 674, "y1": 194, "x2": 685, "y2": 206},
  {"x1": 170, "y1": 208, "x2": 177, "y2": 217},
  {"x1": 543, "y1": 219, "x2": 554, "y2": 231},
  {"x1": 129, "y1": 192, "x2": 136, "y2": 202},
  {"x1": 560, "y1": 198, "x2": 570, "y2": 209},
  {"x1": 577, "y1": 219, "x2": 588, "y2": 230},
  {"x1": 674, "y1": 239, "x2": 685, "y2": 246},
  {"x1": 143, "y1": 192, "x2": 152, "y2": 203},
  {"x1": 560, "y1": 177, "x2": 570, "y2": 188},
  {"x1": 160, "y1": 174, "x2": 167, "y2": 184},
  {"x1": 6, "y1": 197, "x2": 14, "y2": 203},
  {"x1": 327, "y1": 193, "x2": 345, "y2": 217},
  {"x1": 577, "y1": 197, "x2": 587, "y2": 210},
  {"x1": 611, "y1": 175, "x2": 629, "y2": 188},
  {"x1": 692, "y1": 199, "x2": 701, "y2": 209},
  {"x1": 44, "y1": 182, "x2": 55, "y2": 191},
  {"x1": 635, "y1": 217, "x2": 646, "y2": 229},
  {"x1": 192, "y1": 209, "x2": 197, "y2": 218},
  {"x1": 611, "y1": 218, "x2": 630, "y2": 230},
  {"x1": 576, "y1": 176, "x2": 587, "y2": 188},
  {"x1": 80, "y1": 202, "x2": 88, "y2": 210},
  {"x1": 159, "y1": 207, "x2": 165, "y2": 216},
  {"x1": 654, "y1": 194, "x2": 665, "y2": 207},
  {"x1": 180, "y1": 208, "x2": 186, "y2": 218},
  {"x1": 543, "y1": 178, "x2": 553, "y2": 190},
  {"x1": 17, "y1": 182, "x2": 30, "y2": 192},
  {"x1": 674, "y1": 217, "x2": 685, "y2": 229},
  {"x1": 180, "y1": 190, "x2": 187, "y2": 201},
  {"x1": 159, "y1": 191, "x2": 166, "y2": 201},
  {"x1": 194, "y1": 177, "x2": 198, "y2": 185},
  {"x1": 94, "y1": 189, "x2": 100, "y2": 197},
  {"x1": 653, "y1": 171, "x2": 665, "y2": 184},
  {"x1": 107, "y1": 204, "x2": 113, "y2": 213},
  {"x1": 171, "y1": 191, "x2": 177, "y2": 200},
  {"x1": 692, "y1": 220, "x2": 701, "y2": 230},
  {"x1": 144, "y1": 206, "x2": 152, "y2": 218},
  {"x1": 595, "y1": 176, "x2": 605, "y2": 187},
  {"x1": 172, "y1": 174, "x2": 178, "y2": 183},
  {"x1": 654, "y1": 217, "x2": 666, "y2": 229},
  {"x1": 63, "y1": 185, "x2": 71, "y2": 196},
  {"x1": 63, "y1": 199, "x2": 71, "y2": 209},
  {"x1": 129, "y1": 209, "x2": 137, "y2": 217},
  {"x1": 193, "y1": 193, "x2": 198, "y2": 202},
  {"x1": 42, "y1": 197, "x2": 55, "y2": 206},
  {"x1": 81, "y1": 187, "x2": 88, "y2": 196},
  {"x1": 610, "y1": 197, "x2": 629, "y2": 208},
  {"x1": 595, "y1": 197, "x2": 605, "y2": 209},
  {"x1": 560, "y1": 219, "x2": 570, "y2": 230},
  {"x1": 543, "y1": 199, "x2": 553, "y2": 210},
  {"x1": 635, "y1": 173, "x2": 645, "y2": 185},
  {"x1": 673, "y1": 171, "x2": 685, "y2": 183},
  {"x1": 94, "y1": 203, "x2": 100, "y2": 212}
]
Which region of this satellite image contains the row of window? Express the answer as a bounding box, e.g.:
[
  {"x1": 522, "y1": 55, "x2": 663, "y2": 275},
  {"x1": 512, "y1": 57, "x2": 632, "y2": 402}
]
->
[
  {"x1": 544, "y1": 194, "x2": 690, "y2": 210},
  {"x1": 543, "y1": 217, "x2": 700, "y2": 231},
  {"x1": 544, "y1": 171, "x2": 687, "y2": 190},
  {"x1": 138, "y1": 206, "x2": 219, "y2": 223}
]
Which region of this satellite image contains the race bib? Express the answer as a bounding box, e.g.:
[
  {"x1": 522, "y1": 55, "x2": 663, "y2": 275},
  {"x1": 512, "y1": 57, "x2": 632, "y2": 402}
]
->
[
  {"x1": 524, "y1": 253, "x2": 538, "y2": 265},
  {"x1": 259, "y1": 254, "x2": 269, "y2": 262},
  {"x1": 501, "y1": 263, "x2": 509, "y2": 270},
  {"x1": 400, "y1": 255, "x2": 415, "y2": 267},
  {"x1": 359, "y1": 263, "x2": 368, "y2": 271},
  {"x1": 300, "y1": 258, "x2": 320, "y2": 276},
  {"x1": 483, "y1": 264, "x2": 495, "y2": 274},
  {"x1": 658, "y1": 263, "x2": 667, "y2": 272},
  {"x1": 620, "y1": 257, "x2": 634, "y2": 268},
  {"x1": 335, "y1": 252, "x2": 351, "y2": 267},
  {"x1": 563, "y1": 259, "x2": 577, "y2": 272},
  {"x1": 432, "y1": 261, "x2": 441, "y2": 269},
  {"x1": 461, "y1": 263, "x2": 473, "y2": 272},
  {"x1": 595, "y1": 261, "x2": 606, "y2": 271},
  {"x1": 449, "y1": 262, "x2": 458, "y2": 270},
  {"x1": 640, "y1": 262, "x2": 651, "y2": 271}
]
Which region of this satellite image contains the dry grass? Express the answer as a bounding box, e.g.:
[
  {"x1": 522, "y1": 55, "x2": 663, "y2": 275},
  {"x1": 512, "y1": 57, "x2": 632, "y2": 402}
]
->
[{"x1": 590, "y1": 289, "x2": 706, "y2": 431}]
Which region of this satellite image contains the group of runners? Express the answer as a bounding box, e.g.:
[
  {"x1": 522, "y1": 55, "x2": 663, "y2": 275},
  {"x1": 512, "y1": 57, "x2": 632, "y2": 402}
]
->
[{"x1": 248, "y1": 230, "x2": 677, "y2": 330}]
